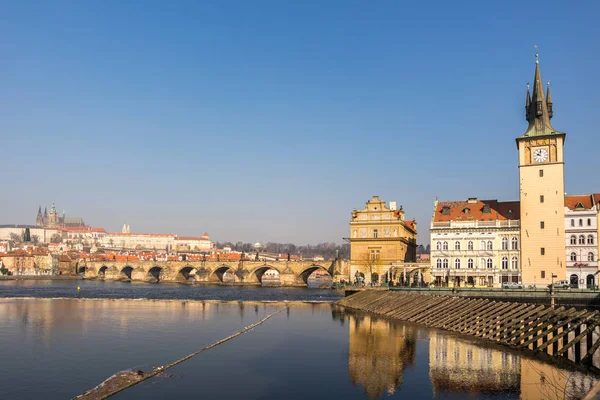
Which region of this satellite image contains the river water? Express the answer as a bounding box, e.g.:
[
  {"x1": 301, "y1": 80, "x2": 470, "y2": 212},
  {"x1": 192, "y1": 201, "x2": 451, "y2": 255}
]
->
[{"x1": 1, "y1": 281, "x2": 598, "y2": 400}]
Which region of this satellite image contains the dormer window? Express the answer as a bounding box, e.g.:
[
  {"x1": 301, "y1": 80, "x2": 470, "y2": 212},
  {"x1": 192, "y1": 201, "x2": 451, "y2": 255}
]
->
[
  {"x1": 463, "y1": 208, "x2": 470, "y2": 214},
  {"x1": 441, "y1": 206, "x2": 450, "y2": 216},
  {"x1": 482, "y1": 204, "x2": 491, "y2": 214},
  {"x1": 576, "y1": 202, "x2": 585, "y2": 210}
]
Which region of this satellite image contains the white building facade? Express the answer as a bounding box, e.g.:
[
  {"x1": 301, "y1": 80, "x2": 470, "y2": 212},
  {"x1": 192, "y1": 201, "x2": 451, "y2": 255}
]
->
[
  {"x1": 565, "y1": 195, "x2": 598, "y2": 288},
  {"x1": 430, "y1": 198, "x2": 521, "y2": 288}
]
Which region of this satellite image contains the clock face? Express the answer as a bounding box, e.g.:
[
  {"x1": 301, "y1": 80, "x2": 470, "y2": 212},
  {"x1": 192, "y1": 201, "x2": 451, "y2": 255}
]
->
[{"x1": 533, "y1": 147, "x2": 549, "y2": 163}]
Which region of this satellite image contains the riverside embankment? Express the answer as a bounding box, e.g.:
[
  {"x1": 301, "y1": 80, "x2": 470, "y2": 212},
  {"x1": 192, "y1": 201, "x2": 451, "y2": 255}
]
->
[{"x1": 338, "y1": 290, "x2": 600, "y2": 369}]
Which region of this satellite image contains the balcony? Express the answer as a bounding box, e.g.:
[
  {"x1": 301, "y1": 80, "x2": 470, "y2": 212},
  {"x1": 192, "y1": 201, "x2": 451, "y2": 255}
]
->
[{"x1": 431, "y1": 220, "x2": 520, "y2": 229}]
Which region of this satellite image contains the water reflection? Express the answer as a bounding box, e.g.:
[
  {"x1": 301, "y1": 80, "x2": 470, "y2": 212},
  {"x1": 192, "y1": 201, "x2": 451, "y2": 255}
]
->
[
  {"x1": 336, "y1": 308, "x2": 599, "y2": 400},
  {"x1": 346, "y1": 312, "x2": 416, "y2": 398}
]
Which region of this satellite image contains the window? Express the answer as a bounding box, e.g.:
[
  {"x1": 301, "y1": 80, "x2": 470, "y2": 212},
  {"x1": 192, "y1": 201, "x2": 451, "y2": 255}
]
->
[
  {"x1": 579, "y1": 235, "x2": 585, "y2": 245},
  {"x1": 588, "y1": 235, "x2": 594, "y2": 245},
  {"x1": 454, "y1": 241, "x2": 461, "y2": 250},
  {"x1": 441, "y1": 206, "x2": 450, "y2": 215},
  {"x1": 480, "y1": 241, "x2": 486, "y2": 250},
  {"x1": 540, "y1": 221, "x2": 545, "y2": 229},
  {"x1": 511, "y1": 256, "x2": 518, "y2": 269},
  {"x1": 370, "y1": 250, "x2": 380, "y2": 261},
  {"x1": 570, "y1": 252, "x2": 577, "y2": 262},
  {"x1": 571, "y1": 219, "x2": 575, "y2": 227},
  {"x1": 589, "y1": 253, "x2": 595, "y2": 262},
  {"x1": 487, "y1": 241, "x2": 493, "y2": 250},
  {"x1": 501, "y1": 237, "x2": 508, "y2": 250},
  {"x1": 539, "y1": 169, "x2": 544, "y2": 177},
  {"x1": 541, "y1": 271, "x2": 546, "y2": 279},
  {"x1": 443, "y1": 241, "x2": 448, "y2": 250},
  {"x1": 482, "y1": 204, "x2": 491, "y2": 214},
  {"x1": 541, "y1": 248, "x2": 545, "y2": 255},
  {"x1": 540, "y1": 195, "x2": 544, "y2": 203},
  {"x1": 480, "y1": 258, "x2": 486, "y2": 268},
  {"x1": 486, "y1": 258, "x2": 493, "y2": 269},
  {"x1": 468, "y1": 258, "x2": 474, "y2": 268},
  {"x1": 467, "y1": 241, "x2": 473, "y2": 251},
  {"x1": 436, "y1": 259, "x2": 442, "y2": 268},
  {"x1": 501, "y1": 257, "x2": 508, "y2": 270},
  {"x1": 588, "y1": 218, "x2": 592, "y2": 226},
  {"x1": 511, "y1": 237, "x2": 518, "y2": 250},
  {"x1": 442, "y1": 259, "x2": 449, "y2": 268},
  {"x1": 455, "y1": 258, "x2": 461, "y2": 269},
  {"x1": 436, "y1": 241, "x2": 441, "y2": 250},
  {"x1": 579, "y1": 219, "x2": 583, "y2": 227},
  {"x1": 373, "y1": 229, "x2": 378, "y2": 238},
  {"x1": 570, "y1": 235, "x2": 577, "y2": 245}
]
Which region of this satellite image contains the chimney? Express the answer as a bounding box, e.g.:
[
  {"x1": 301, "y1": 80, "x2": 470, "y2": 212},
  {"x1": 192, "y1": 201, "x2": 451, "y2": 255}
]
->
[
  {"x1": 389, "y1": 201, "x2": 397, "y2": 211},
  {"x1": 467, "y1": 198, "x2": 478, "y2": 204}
]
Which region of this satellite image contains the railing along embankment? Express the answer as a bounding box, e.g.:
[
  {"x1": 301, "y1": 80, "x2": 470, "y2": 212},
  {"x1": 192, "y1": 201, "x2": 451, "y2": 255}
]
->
[{"x1": 337, "y1": 291, "x2": 600, "y2": 368}]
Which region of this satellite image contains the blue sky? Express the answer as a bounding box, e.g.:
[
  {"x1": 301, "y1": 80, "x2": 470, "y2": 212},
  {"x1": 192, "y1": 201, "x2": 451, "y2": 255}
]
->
[{"x1": 1, "y1": 1, "x2": 599, "y2": 245}]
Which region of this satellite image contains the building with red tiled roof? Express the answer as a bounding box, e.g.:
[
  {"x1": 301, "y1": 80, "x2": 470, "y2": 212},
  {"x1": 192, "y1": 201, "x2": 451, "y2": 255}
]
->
[{"x1": 564, "y1": 194, "x2": 599, "y2": 288}]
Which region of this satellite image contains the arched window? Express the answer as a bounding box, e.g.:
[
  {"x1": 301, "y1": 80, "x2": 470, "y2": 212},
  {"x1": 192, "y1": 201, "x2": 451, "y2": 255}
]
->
[
  {"x1": 442, "y1": 259, "x2": 448, "y2": 268},
  {"x1": 486, "y1": 258, "x2": 493, "y2": 269},
  {"x1": 455, "y1": 258, "x2": 461, "y2": 269},
  {"x1": 443, "y1": 241, "x2": 448, "y2": 250},
  {"x1": 579, "y1": 235, "x2": 585, "y2": 245},
  {"x1": 480, "y1": 241, "x2": 486, "y2": 250},
  {"x1": 501, "y1": 257, "x2": 508, "y2": 270},
  {"x1": 487, "y1": 241, "x2": 493, "y2": 250},
  {"x1": 579, "y1": 219, "x2": 583, "y2": 227},
  {"x1": 511, "y1": 256, "x2": 518, "y2": 269},
  {"x1": 501, "y1": 237, "x2": 508, "y2": 250},
  {"x1": 511, "y1": 237, "x2": 518, "y2": 250},
  {"x1": 467, "y1": 258, "x2": 473, "y2": 268},
  {"x1": 454, "y1": 241, "x2": 461, "y2": 250},
  {"x1": 436, "y1": 241, "x2": 441, "y2": 250},
  {"x1": 588, "y1": 235, "x2": 594, "y2": 245},
  {"x1": 480, "y1": 258, "x2": 486, "y2": 269},
  {"x1": 436, "y1": 259, "x2": 442, "y2": 268},
  {"x1": 589, "y1": 253, "x2": 595, "y2": 262},
  {"x1": 571, "y1": 219, "x2": 575, "y2": 227},
  {"x1": 467, "y1": 241, "x2": 473, "y2": 251},
  {"x1": 570, "y1": 252, "x2": 577, "y2": 262},
  {"x1": 570, "y1": 235, "x2": 577, "y2": 245}
]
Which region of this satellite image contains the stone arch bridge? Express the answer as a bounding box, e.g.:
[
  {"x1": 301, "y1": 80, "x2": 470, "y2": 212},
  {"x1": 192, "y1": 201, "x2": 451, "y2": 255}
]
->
[{"x1": 81, "y1": 260, "x2": 346, "y2": 286}]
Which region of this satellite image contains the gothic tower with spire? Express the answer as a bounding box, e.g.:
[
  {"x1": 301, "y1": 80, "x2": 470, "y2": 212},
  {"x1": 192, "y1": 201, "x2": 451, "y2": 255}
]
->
[
  {"x1": 517, "y1": 51, "x2": 566, "y2": 287},
  {"x1": 36, "y1": 206, "x2": 43, "y2": 227}
]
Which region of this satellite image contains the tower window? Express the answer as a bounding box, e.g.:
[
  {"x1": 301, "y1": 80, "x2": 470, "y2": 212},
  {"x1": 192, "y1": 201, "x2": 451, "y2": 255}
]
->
[
  {"x1": 541, "y1": 248, "x2": 545, "y2": 255},
  {"x1": 540, "y1": 195, "x2": 544, "y2": 203},
  {"x1": 579, "y1": 219, "x2": 583, "y2": 227},
  {"x1": 540, "y1": 221, "x2": 545, "y2": 229},
  {"x1": 539, "y1": 169, "x2": 544, "y2": 177},
  {"x1": 571, "y1": 219, "x2": 575, "y2": 227},
  {"x1": 588, "y1": 218, "x2": 592, "y2": 226}
]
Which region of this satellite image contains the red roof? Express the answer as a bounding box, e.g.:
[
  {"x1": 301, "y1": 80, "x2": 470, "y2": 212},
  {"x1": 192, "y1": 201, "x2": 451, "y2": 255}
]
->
[
  {"x1": 433, "y1": 199, "x2": 520, "y2": 222},
  {"x1": 565, "y1": 195, "x2": 594, "y2": 210},
  {"x1": 175, "y1": 236, "x2": 210, "y2": 241},
  {"x1": 107, "y1": 233, "x2": 174, "y2": 238}
]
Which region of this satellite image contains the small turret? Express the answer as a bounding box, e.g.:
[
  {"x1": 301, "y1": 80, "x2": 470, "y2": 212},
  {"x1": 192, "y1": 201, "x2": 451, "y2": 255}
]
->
[
  {"x1": 525, "y1": 83, "x2": 531, "y2": 121},
  {"x1": 546, "y1": 81, "x2": 553, "y2": 119}
]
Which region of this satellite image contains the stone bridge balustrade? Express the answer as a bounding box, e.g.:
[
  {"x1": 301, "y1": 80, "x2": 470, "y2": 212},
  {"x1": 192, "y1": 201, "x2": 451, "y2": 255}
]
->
[{"x1": 80, "y1": 259, "x2": 347, "y2": 286}]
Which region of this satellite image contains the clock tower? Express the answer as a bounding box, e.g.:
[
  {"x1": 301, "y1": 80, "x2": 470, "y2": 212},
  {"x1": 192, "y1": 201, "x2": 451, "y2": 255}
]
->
[{"x1": 517, "y1": 52, "x2": 566, "y2": 287}]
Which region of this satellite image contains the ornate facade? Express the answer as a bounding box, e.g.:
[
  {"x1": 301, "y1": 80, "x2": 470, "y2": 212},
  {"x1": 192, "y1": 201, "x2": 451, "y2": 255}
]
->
[{"x1": 349, "y1": 196, "x2": 417, "y2": 284}]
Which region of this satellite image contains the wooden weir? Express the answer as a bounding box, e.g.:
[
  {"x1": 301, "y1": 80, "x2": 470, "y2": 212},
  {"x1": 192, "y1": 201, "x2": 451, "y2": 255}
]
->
[{"x1": 337, "y1": 291, "x2": 600, "y2": 367}]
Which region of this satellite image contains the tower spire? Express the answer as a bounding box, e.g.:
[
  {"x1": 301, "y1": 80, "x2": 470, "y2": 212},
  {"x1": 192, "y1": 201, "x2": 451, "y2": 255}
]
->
[{"x1": 520, "y1": 48, "x2": 561, "y2": 138}]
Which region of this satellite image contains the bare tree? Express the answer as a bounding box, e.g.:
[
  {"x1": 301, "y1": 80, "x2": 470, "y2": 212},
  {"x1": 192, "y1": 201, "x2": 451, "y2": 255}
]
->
[
  {"x1": 50, "y1": 233, "x2": 62, "y2": 244},
  {"x1": 31, "y1": 235, "x2": 40, "y2": 244},
  {"x1": 361, "y1": 253, "x2": 381, "y2": 285},
  {"x1": 9, "y1": 233, "x2": 20, "y2": 243}
]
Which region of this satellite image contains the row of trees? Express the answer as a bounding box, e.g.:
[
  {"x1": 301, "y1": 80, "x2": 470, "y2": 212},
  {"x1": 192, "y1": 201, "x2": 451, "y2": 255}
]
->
[{"x1": 214, "y1": 241, "x2": 350, "y2": 260}]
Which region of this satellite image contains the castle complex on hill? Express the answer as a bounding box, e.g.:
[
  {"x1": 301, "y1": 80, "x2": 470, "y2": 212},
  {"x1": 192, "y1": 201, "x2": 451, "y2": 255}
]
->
[{"x1": 35, "y1": 203, "x2": 85, "y2": 229}]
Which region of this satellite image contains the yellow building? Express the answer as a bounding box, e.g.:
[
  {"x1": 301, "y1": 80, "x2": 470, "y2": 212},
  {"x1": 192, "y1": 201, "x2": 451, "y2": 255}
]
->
[
  {"x1": 517, "y1": 52, "x2": 566, "y2": 287},
  {"x1": 349, "y1": 196, "x2": 417, "y2": 284}
]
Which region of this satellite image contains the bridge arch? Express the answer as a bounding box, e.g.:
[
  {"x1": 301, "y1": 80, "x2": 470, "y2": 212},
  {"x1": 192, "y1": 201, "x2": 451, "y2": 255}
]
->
[
  {"x1": 78, "y1": 265, "x2": 87, "y2": 274},
  {"x1": 146, "y1": 266, "x2": 163, "y2": 283},
  {"x1": 210, "y1": 265, "x2": 235, "y2": 283},
  {"x1": 253, "y1": 265, "x2": 281, "y2": 286},
  {"x1": 98, "y1": 265, "x2": 108, "y2": 279},
  {"x1": 177, "y1": 265, "x2": 197, "y2": 283},
  {"x1": 120, "y1": 266, "x2": 134, "y2": 281},
  {"x1": 300, "y1": 265, "x2": 332, "y2": 286}
]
